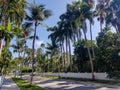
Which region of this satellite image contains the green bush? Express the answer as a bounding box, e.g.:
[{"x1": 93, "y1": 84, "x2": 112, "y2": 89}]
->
[
  {"x1": 22, "y1": 67, "x2": 32, "y2": 73},
  {"x1": 107, "y1": 71, "x2": 120, "y2": 79}
]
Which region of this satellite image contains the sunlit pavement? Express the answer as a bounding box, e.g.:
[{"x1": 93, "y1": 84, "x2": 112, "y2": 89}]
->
[
  {"x1": 1, "y1": 77, "x2": 20, "y2": 90},
  {"x1": 23, "y1": 76, "x2": 120, "y2": 90}
]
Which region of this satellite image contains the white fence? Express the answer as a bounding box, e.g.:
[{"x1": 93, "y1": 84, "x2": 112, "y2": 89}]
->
[
  {"x1": 40, "y1": 73, "x2": 109, "y2": 80},
  {"x1": 0, "y1": 75, "x2": 5, "y2": 88}
]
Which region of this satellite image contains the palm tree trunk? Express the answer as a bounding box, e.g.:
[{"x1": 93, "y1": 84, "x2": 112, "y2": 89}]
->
[
  {"x1": 30, "y1": 22, "x2": 37, "y2": 86},
  {"x1": 0, "y1": 39, "x2": 3, "y2": 57},
  {"x1": 68, "y1": 39, "x2": 72, "y2": 71},
  {"x1": 100, "y1": 22, "x2": 102, "y2": 32},
  {"x1": 83, "y1": 31, "x2": 94, "y2": 79},
  {"x1": 90, "y1": 22, "x2": 95, "y2": 59},
  {"x1": 20, "y1": 41, "x2": 27, "y2": 78},
  {"x1": 62, "y1": 43, "x2": 66, "y2": 72},
  {"x1": 19, "y1": 52, "x2": 23, "y2": 78},
  {"x1": 78, "y1": 28, "x2": 82, "y2": 39},
  {"x1": 65, "y1": 36, "x2": 69, "y2": 72},
  {"x1": 117, "y1": 24, "x2": 120, "y2": 34},
  {"x1": 60, "y1": 41, "x2": 64, "y2": 71}
]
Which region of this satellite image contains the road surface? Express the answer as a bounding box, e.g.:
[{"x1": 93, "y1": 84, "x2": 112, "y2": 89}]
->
[{"x1": 23, "y1": 76, "x2": 120, "y2": 90}]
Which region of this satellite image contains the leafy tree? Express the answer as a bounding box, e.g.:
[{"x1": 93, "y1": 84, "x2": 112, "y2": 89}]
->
[
  {"x1": 0, "y1": 49, "x2": 12, "y2": 75},
  {"x1": 74, "y1": 39, "x2": 96, "y2": 72},
  {"x1": 95, "y1": 27, "x2": 120, "y2": 72}
]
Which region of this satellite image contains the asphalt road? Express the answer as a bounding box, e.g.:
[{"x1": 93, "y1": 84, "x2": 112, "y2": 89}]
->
[{"x1": 23, "y1": 76, "x2": 120, "y2": 90}]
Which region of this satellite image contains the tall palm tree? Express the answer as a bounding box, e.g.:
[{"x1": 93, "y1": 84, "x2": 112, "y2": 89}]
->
[
  {"x1": 67, "y1": 1, "x2": 94, "y2": 78},
  {"x1": 0, "y1": 0, "x2": 27, "y2": 57},
  {"x1": 26, "y1": 2, "x2": 52, "y2": 85},
  {"x1": 96, "y1": 0, "x2": 110, "y2": 31},
  {"x1": 48, "y1": 25, "x2": 66, "y2": 72},
  {"x1": 83, "y1": 0, "x2": 95, "y2": 59},
  {"x1": 105, "y1": 0, "x2": 120, "y2": 34}
]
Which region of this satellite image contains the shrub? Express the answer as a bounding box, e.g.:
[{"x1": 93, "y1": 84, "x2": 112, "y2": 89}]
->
[
  {"x1": 107, "y1": 71, "x2": 120, "y2": 79},
  {"x1": 22, "y1": 67, "x2": 32, "y2": 73}
]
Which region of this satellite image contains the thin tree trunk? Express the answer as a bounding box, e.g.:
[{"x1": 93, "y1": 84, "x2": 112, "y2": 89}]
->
[
  {"x1": 68, "y1": 39, "x2": 72, "y2": 71},
  {"x1": 78, "y1": 28, "x2": 82, "y2": 39},
  {"x1": 30, "y1": 22, "x2": 37, "y2": 86},
  {"x1": 0, "y1": 40, "x2": 3, "y2": 57},
  {"x1": 100, "y1": 22, "x2": 102, "y2": 32},
  {"x1": 19, "y1": 52, "x2": 23, "y2": 78},
  {"x1": 62, "y1": 43, "x2": 66, "y2": 72},
  {"x1": 20, "y1": 41, "x2": 27, "y2": 78},
  {"x1": 65, "y1": 36, "x2": 69, "y2": 72},
  {"x1": 117, "y1": 24, "x2": 120, "y2": 34},
  {"x1": 83, "y1": 31, "x2": 94, "y2": 79},
  {"x1": 60, "y1": 41, "x2": 64, "y2": 71},
  {"x1": 90, "y1": 22, "x2": 95, "y2": 59}
]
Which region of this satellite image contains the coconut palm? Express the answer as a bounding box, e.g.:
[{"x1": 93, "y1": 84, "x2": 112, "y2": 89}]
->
[
  {"x1": 26, "y1": 2, "x2": 52, "y2": 85},
  {"x1": 66, "y1": 1, "x2": 95, "y2": 78},
  {"x1": 48, "y1": 25, "x2": 66, "y2": 72},
  {"x1": 0, "y1": 0, "x2": 27, "y2": 57},
  {"x1": 105, "y1": 0, "x2": 120, "y2": 34},
  {"x1": 0, "y1": 49, "x2": 12, "y2": 75},
  {"x1": 82, "y1": 0, "x2": 95, "y2": 59},
  {"x1": 96, "y1": 0, "x2": 110, "y2": 31}
]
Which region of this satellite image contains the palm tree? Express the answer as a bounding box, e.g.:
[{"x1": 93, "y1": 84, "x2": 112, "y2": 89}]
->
[
  {"x1": 0, "y1": 49, "x2": 12, "y2": 75},
  {"x1": 82, "y1": 0, "x2": 95, "y2": 59},
  {"x1": 0, "y1": 0, "x2": 27, "y2": 57},
  {"x1": 26, "y1": 1, "x2": 52, "y2": 85},
  {"x1": 48, "y1": 25, "x2": 66, "y2": 72},
  {"x1": 67, "y1": 1, "x2": 94, "y2": 78},
  {"x1": 46, "y1": 42, "x2": 60, "y2": 72},
  {"x1": 96, "y1": 0, "x2": 110, "y2": 31},
  {"x1": 105, "y1": 0, "x2": 120, "y2": 34}
]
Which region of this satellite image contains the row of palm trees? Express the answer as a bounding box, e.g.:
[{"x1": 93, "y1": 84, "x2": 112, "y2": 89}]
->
[
  {"x1": 48, "y1": 0, "x2": 95, "y2": 78},
  {"x1": 48, "y1": 0, "x2": 120, "y2": 79},
  {"x1": 1, "y1": 0, "x2": 120, "y2": 85}
]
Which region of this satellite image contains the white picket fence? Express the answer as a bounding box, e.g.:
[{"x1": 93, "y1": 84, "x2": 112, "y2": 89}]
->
[
  {"x1": 0, "y1": 75, "x2": 5, "y2": 88},
  {"x1": 40, "y1": 73, "x2": 109, "y2": 80}
]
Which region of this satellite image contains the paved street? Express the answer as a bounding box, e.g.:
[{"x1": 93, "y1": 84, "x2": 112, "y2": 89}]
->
[
  {"x1": 0, "y1": 77, "x2": 20, "y2": 90},
  {"x1": 23, "y1": 76, "x2": 120, "y2": 90}
]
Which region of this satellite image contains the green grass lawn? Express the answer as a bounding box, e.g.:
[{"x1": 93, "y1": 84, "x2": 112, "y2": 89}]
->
[
  {"x1": 41, "y1": 75, "x2": 120, "y2": 86},
  {"x1": 12, "y1": 77, "x2": 45, "y2": 90}
]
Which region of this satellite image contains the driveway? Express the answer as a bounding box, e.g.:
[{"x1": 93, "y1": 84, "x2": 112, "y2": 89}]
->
[{"x1": 23, "y1": 76, "x2": 120, "y2": 90}]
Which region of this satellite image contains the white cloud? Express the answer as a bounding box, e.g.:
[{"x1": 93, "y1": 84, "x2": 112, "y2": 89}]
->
[{"x1": 35, "y1": 40, "x2": 44, "y2": 46}]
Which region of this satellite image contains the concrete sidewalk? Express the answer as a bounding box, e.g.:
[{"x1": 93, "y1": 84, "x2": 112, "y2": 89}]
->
[{"x1": 1, "y1": 77, "x2": 20, "y2": 90}]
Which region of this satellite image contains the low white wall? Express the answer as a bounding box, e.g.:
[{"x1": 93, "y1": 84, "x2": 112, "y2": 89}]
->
[{"x1": 40, "y1": 73, "x2": 108, "y2": 80}]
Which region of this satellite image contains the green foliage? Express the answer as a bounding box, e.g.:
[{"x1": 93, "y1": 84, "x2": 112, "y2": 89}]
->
[
  {"x1": 22, "y1": 67, "x2": 32, "y2": 73},
  {"x1": 73, "y1": 39, "x2": 96, "y2": 72},
  {"x1": 107, "y1": 71, "x2": 120, "y2": 79},
  {"x1": 95, "y1": 30, "x2": 120, "y2": 72},
  {"x1": 0, "y1": 49, "x2": 12, "y2": 74}
]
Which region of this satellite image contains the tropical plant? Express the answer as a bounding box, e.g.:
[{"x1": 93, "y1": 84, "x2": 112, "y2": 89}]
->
[{"x1": 26, "y1": 2, "x2": 52, "y2": 85}]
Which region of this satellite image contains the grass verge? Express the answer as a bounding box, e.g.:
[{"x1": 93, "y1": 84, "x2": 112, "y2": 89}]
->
[
  {"x1": 12, "y1": 77, "x2": 45, "y2": 90},
  {"x1": 41, "y1": 75, "x2": 120, "y2": 86}
]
